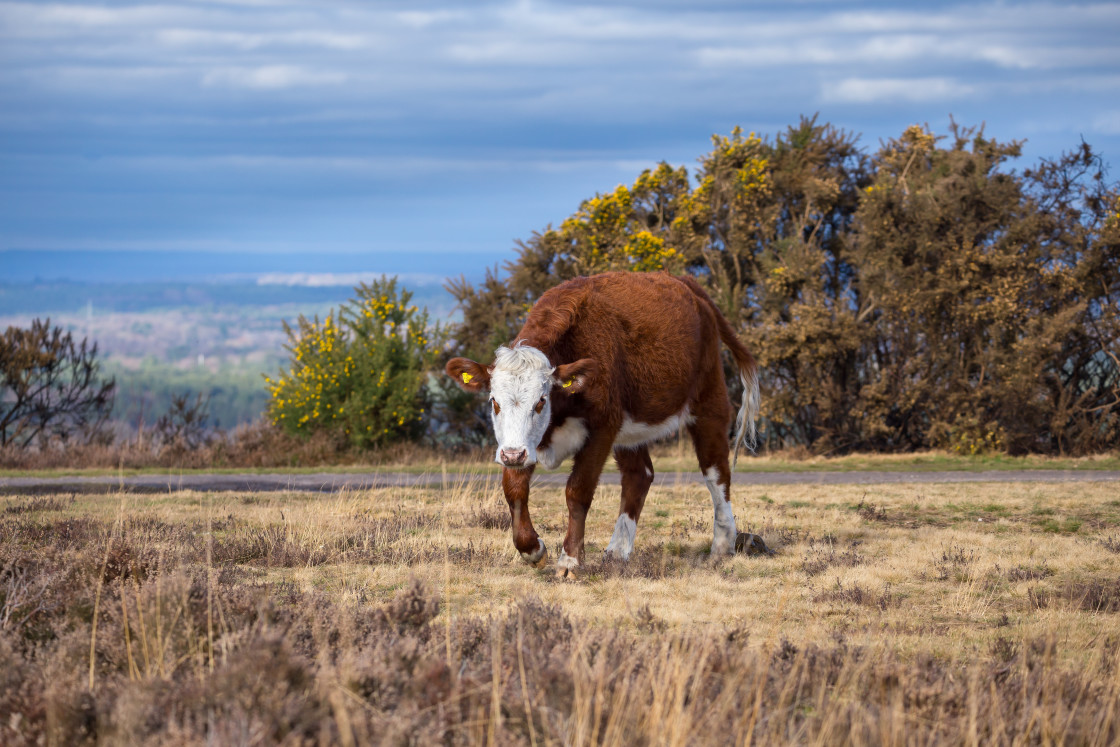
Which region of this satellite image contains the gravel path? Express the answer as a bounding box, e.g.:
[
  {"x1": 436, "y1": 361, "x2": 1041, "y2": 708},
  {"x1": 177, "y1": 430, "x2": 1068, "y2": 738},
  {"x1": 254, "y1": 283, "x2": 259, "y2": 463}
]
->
[{"x1": 1, "y1": 469, "x2": 1117, "y2": 495}]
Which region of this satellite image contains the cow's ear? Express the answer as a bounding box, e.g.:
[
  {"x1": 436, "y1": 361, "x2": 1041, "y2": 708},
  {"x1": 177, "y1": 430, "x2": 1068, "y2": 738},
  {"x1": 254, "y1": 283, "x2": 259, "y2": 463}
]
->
[
  {"x1": 553, "y1": 358, "x2": 598, "y2": 395},
  {"x1": 446, "y1": 358, "x2": 491, "y2": 393}
]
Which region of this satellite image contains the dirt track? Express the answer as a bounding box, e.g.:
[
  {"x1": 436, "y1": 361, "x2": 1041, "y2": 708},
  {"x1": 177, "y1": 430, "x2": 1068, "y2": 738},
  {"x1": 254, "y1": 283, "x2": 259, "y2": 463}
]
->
[{"x1": 1, "y1": 469, "x2": 1117, "y2": 495}]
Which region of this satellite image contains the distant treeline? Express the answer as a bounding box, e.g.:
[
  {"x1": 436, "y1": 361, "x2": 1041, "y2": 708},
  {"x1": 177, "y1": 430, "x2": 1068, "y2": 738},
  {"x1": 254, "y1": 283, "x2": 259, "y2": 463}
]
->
[
  {"x1": 445, "y1": 118, "x2": 1120, "y2": 455},
  {"x1": 0, "y1": 281, "x2": 459, "y2": 317},
  {"x1": 0, "y1": 249, "x2": 494, "y2": 284},
  {"x1": 106, "y1": 362, "x2": 270, "y2": 431}
]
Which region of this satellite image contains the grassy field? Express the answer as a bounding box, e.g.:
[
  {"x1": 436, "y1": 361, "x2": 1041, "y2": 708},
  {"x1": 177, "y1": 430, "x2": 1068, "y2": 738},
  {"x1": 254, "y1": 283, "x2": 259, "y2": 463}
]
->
[
  {"x1": 2, "y1": 477, "x2": 1119, "y2": 744},
  {"x1": 4, "y1": 448, "x2": 1120, "y2": 478}
]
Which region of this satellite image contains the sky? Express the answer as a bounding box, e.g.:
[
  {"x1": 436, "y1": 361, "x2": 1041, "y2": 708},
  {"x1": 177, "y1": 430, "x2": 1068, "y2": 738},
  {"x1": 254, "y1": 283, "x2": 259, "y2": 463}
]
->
[{"x1": 2, "y1": 0, "x2": 1119, "y2": 275}]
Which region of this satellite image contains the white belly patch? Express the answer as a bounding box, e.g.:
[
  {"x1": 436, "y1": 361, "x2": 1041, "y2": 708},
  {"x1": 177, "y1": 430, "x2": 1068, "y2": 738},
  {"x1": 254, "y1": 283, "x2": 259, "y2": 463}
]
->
[
  {"x1": 537, "y1": 417, "x2": 588, "y2": 469},
  {"x1": 614, "y1": 407, "x2": 692, "y2": 448}
]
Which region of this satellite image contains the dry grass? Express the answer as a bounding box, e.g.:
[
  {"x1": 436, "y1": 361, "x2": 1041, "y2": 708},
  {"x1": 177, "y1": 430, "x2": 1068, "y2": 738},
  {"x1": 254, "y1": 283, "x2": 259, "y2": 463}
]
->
[
  {"x1": 0, "y1": 421, "x2": 493, "y2": 473},
  {"x1": 4, "y1": 426, "x2": 1118, "y2": 476},
  {"x1": 2, "y1": 477, "x2": 1119, "y2": 744}
]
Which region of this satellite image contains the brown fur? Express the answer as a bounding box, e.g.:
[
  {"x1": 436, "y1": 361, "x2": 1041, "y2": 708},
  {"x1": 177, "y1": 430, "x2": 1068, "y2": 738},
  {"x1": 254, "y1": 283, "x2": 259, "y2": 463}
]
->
[{"x1": 447, "y1": 272, "x2": 759, "y2": 570}]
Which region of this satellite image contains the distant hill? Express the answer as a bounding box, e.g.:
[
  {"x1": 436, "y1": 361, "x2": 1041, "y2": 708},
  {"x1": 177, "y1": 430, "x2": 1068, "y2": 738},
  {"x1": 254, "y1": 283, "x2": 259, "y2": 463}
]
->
[
  {"x1": 0, "y1": 280, "x2": 458, "y2": 317},
  {"x1": 0, "y1": 247, "x2": 497, "y2": 316},
  {"x1": 1, "y1": 249, "x2": 496, "y2": 429},
  {"x1": 0, "y1": 249, "x2": 497, "y2": 284}
]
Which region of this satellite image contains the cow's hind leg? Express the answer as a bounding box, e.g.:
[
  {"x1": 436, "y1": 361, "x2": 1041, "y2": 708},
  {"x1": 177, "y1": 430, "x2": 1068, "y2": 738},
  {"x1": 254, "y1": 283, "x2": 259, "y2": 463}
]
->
[
  {"x1": 688, "y1": 414, "x2": 738, "y2": 557},
  {"x1": 604, "y1": 446, "x2": 654, "y2": 561}
]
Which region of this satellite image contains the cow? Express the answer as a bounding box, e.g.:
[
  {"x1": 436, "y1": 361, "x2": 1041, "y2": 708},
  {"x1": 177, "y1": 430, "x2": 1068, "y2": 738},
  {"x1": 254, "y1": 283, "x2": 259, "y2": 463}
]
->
[{"x1": 446, "y1": 271, "x2": 760, "y2": 578}]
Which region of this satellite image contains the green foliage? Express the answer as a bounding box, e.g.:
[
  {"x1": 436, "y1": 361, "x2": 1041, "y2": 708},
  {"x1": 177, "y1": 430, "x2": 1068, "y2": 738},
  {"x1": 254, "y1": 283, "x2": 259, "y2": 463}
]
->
[
  {"x1": 555, "y1": 165, "x2": 690, "y2": 275},
  {"x1": 107, "y1": 361, "x2": 270, "y2": 430},
  {"x1": 845, "y1": 125, "x2": 1120, "y2": 454},
  {"x1": 266, "y1": 278, "x2": 442, "y2": 448},
  {"x1": 447, "y1": 118, "x2": 1120, "y2": 455},
  {"x1": 0, "y1": 318, "x2": 115, "y2": 449}
]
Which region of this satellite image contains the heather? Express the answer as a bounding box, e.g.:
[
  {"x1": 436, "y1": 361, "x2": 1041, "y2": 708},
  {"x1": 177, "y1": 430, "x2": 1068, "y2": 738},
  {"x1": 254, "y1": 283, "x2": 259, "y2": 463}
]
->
[{"x1": 3, "y1": 478, "x2": 1119, "y2": 744}]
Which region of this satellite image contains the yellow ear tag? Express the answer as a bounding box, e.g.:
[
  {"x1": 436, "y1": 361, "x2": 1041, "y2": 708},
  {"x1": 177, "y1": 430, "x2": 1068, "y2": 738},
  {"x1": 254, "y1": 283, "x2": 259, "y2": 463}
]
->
[
  {"x1": 461, "y1": 373, "x2": 473, "y2": 383},
  {"x1": 562, "y1": 379, "x2": 573, "y2": 389}
]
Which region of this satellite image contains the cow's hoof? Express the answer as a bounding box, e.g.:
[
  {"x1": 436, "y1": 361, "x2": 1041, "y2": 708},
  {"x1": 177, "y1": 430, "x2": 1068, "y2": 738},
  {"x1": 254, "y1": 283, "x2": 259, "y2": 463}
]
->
[
  {"x1": 555, "y1": 549, "x2": 580, "y2": 580},
  {"x1": 710, "y1": 539, "x2": 735, "y2": 558},
  {"x1": 707, "y1": 553, "x2": 729, "y2": 568},
  {"x1": 735, "y1": 532, "x2": 776, "y2": 556},
  {"x1": 520, "y1": 539, "x2": 548, "y2": 567}
]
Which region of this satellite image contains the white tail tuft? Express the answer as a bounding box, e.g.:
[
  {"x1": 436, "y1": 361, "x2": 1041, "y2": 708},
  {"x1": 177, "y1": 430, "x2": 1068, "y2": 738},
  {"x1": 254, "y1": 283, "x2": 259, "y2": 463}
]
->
[{"x1": 731, "y1": 364, "x2": 760, "y2": 469}]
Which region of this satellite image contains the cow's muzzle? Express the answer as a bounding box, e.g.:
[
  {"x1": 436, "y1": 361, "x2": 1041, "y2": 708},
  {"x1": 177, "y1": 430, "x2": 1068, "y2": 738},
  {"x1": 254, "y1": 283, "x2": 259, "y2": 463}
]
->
[{"x1": 500, "y1": 448, "x2": 529, "y2": 467}]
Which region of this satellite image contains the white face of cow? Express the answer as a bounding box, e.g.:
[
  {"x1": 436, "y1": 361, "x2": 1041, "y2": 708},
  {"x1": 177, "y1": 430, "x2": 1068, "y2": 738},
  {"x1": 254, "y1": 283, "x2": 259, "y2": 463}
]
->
[
  {"x1": 445, "y1": 344, "x2": 598, "y2": 470},
  {"x1": 487, "y1": 346, "x2": 554, "y2": 468}
]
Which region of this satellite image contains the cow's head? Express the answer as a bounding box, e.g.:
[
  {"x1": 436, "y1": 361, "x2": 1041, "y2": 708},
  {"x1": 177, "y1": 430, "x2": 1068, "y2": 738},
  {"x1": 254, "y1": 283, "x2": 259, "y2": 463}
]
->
[{"x1": 446, "y1": 344, "x2": 597, "y2": 468}]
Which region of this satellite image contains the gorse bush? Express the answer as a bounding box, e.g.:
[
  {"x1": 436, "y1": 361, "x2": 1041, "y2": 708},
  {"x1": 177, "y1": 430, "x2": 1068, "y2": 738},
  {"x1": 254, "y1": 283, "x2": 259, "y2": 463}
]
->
[
  {"x1": 814, "y1": 124, "x2": 1120, "y2": 455},
  {"x1": 266, "y1": 277, "x2": 442, "y2": 448},
  {"x1": 447, "y1": 117, "x2": 1120, "y2": 455}
]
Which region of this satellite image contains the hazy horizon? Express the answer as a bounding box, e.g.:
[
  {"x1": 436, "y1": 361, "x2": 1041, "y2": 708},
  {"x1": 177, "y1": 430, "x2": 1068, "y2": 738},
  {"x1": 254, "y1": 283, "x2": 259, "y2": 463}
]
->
[{"x1": 0, "y1": 248, "x2": 495, "y2": 285}]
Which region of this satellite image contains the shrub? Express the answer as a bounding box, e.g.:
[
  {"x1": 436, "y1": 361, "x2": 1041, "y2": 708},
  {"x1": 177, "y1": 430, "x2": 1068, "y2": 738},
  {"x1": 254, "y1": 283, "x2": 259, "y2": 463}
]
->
[
  {"x1": 265, "y1": 278, "x2": 442, "y2": 448},
  {"x1": 447, "y1": 118, "x2": 1120, "y2": 454},
  {"x1": 0, "y1": 318, "x2": 115, "y2": 449},
  {"x1": 152, "y1": 392, "x2": 213, "y2": 451}
]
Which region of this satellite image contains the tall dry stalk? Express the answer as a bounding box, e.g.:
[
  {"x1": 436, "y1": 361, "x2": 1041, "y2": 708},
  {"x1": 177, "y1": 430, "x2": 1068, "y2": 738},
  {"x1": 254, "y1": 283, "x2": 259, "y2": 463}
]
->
[
  {"x1": 489, "y1": 618, "x2": 503, "y2": 745},
  {"x1": 516, "y1": 609, "x2": 538, "y2": 747},
  {"x1": 88, "y1": 493, "x2": 126, "y2": 691},
  {"x1": 206, "y1": 493, "x2": 214, "y2": 673}
]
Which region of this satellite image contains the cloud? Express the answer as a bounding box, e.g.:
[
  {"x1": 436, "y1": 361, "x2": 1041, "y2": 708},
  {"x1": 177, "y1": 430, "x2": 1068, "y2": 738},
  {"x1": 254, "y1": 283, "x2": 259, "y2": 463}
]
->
[
  {"x1": 394, "y1": 9, "x2": 471, "y2": 28},
  {"x1": 256, "y1": 271, "x2": 449, "y2": 287},
  {"x1": 5, "y1": 151, "x2": 660, "y2": 179},
  {"x1": 155, "y1": 28, "x2": 367, "y2": 51},
  {"x1": 201, "y1": 65, "x2": 348, "y2": 89},
  {"x1": 0, "y1": 2, "x2": 206, "y2": 31},
  {"x1": 1092, "y1": 110, "x2": 1120, "y2": 135},
  {"x1": 446, "y1": 39, "x2": 612, "y2": 65},
  {"x1": 824, "y1": 77, "x2": 976, "y2": 104},
  {"x1": 1, "y1": 1, "x2": 1118, "y2": 256}
]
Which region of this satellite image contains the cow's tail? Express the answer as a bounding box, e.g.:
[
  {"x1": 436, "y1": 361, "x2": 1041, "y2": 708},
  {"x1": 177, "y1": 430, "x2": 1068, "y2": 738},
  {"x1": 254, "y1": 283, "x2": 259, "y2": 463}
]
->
[
  {"x1": 717, "y1": 307, "x2": 761, "y2": 469},
  {"x1": 679, "y1": 276, "x2": 761, "y2": 468}
]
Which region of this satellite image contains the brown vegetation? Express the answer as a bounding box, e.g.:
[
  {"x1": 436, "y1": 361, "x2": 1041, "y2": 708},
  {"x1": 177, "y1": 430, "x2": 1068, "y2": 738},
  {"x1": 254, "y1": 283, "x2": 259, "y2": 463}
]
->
[
  {"x1": 1, "y1": 319, "x2": 115, "y2": 449},
  {"x1": 448, "y1": 119, "x2": 1120, "y2": 455},
  {"x1": 0, "y1": 419, "x2": 493, "y2": 472},
  {"x1": 2, "y1": 479, "x2": 1118, "y2": 744}
]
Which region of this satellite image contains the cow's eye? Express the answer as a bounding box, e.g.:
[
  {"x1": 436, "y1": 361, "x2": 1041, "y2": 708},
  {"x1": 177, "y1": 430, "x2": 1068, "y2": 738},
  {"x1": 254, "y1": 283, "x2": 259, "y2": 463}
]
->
[
  {"x1": 533, "y1": 396, "x2": 546, "y2": 414},
  {"x1": 491, "y1": 399, "x2": 501, "y2": 415}
]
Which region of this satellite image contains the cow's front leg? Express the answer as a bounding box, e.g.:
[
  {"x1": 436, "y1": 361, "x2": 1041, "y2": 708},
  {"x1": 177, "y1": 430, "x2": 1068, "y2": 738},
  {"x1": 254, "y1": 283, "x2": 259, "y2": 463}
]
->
[
  {"x1": 503, "y1": 465, "x2": 546, "y2": 566},
  {"x1": 557, "y1": 431, "x2": 614, "y2": 579}
]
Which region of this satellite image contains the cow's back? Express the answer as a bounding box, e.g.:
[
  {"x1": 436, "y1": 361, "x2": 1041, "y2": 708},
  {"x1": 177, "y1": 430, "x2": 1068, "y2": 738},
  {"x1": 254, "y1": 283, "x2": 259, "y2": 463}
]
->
[{"x1": 517, "y1": 272, "x2": 721, "y2": 423}]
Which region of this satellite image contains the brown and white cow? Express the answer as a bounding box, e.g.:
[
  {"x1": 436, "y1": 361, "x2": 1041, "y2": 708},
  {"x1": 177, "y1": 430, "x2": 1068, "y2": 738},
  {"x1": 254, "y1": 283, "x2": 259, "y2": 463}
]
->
[{"x1": 446, "y1": 272, "x2": 760, "y2": 578}]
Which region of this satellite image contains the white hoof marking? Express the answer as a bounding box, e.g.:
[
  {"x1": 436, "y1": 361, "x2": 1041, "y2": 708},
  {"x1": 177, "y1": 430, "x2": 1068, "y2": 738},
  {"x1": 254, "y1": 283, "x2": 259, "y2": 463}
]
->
[
  {"x1": 704, "y1": 466, "x2": 737, "y2": 556},
  {"x1": 556, "y1": 548, "x2": 580, "y2": 579},
  {"x1": 604, "y1": 514, "x2": 637, "y2": 560},
  {"x1": 520, "y1": 538, "x2": 547, "y2": 566}
]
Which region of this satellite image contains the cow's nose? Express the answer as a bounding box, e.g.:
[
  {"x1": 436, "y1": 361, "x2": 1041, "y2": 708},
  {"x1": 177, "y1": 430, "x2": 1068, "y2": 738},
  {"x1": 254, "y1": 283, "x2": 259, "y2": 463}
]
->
[{"x1": 500, "y1": 448, "x2": 528, "y2": 467}]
